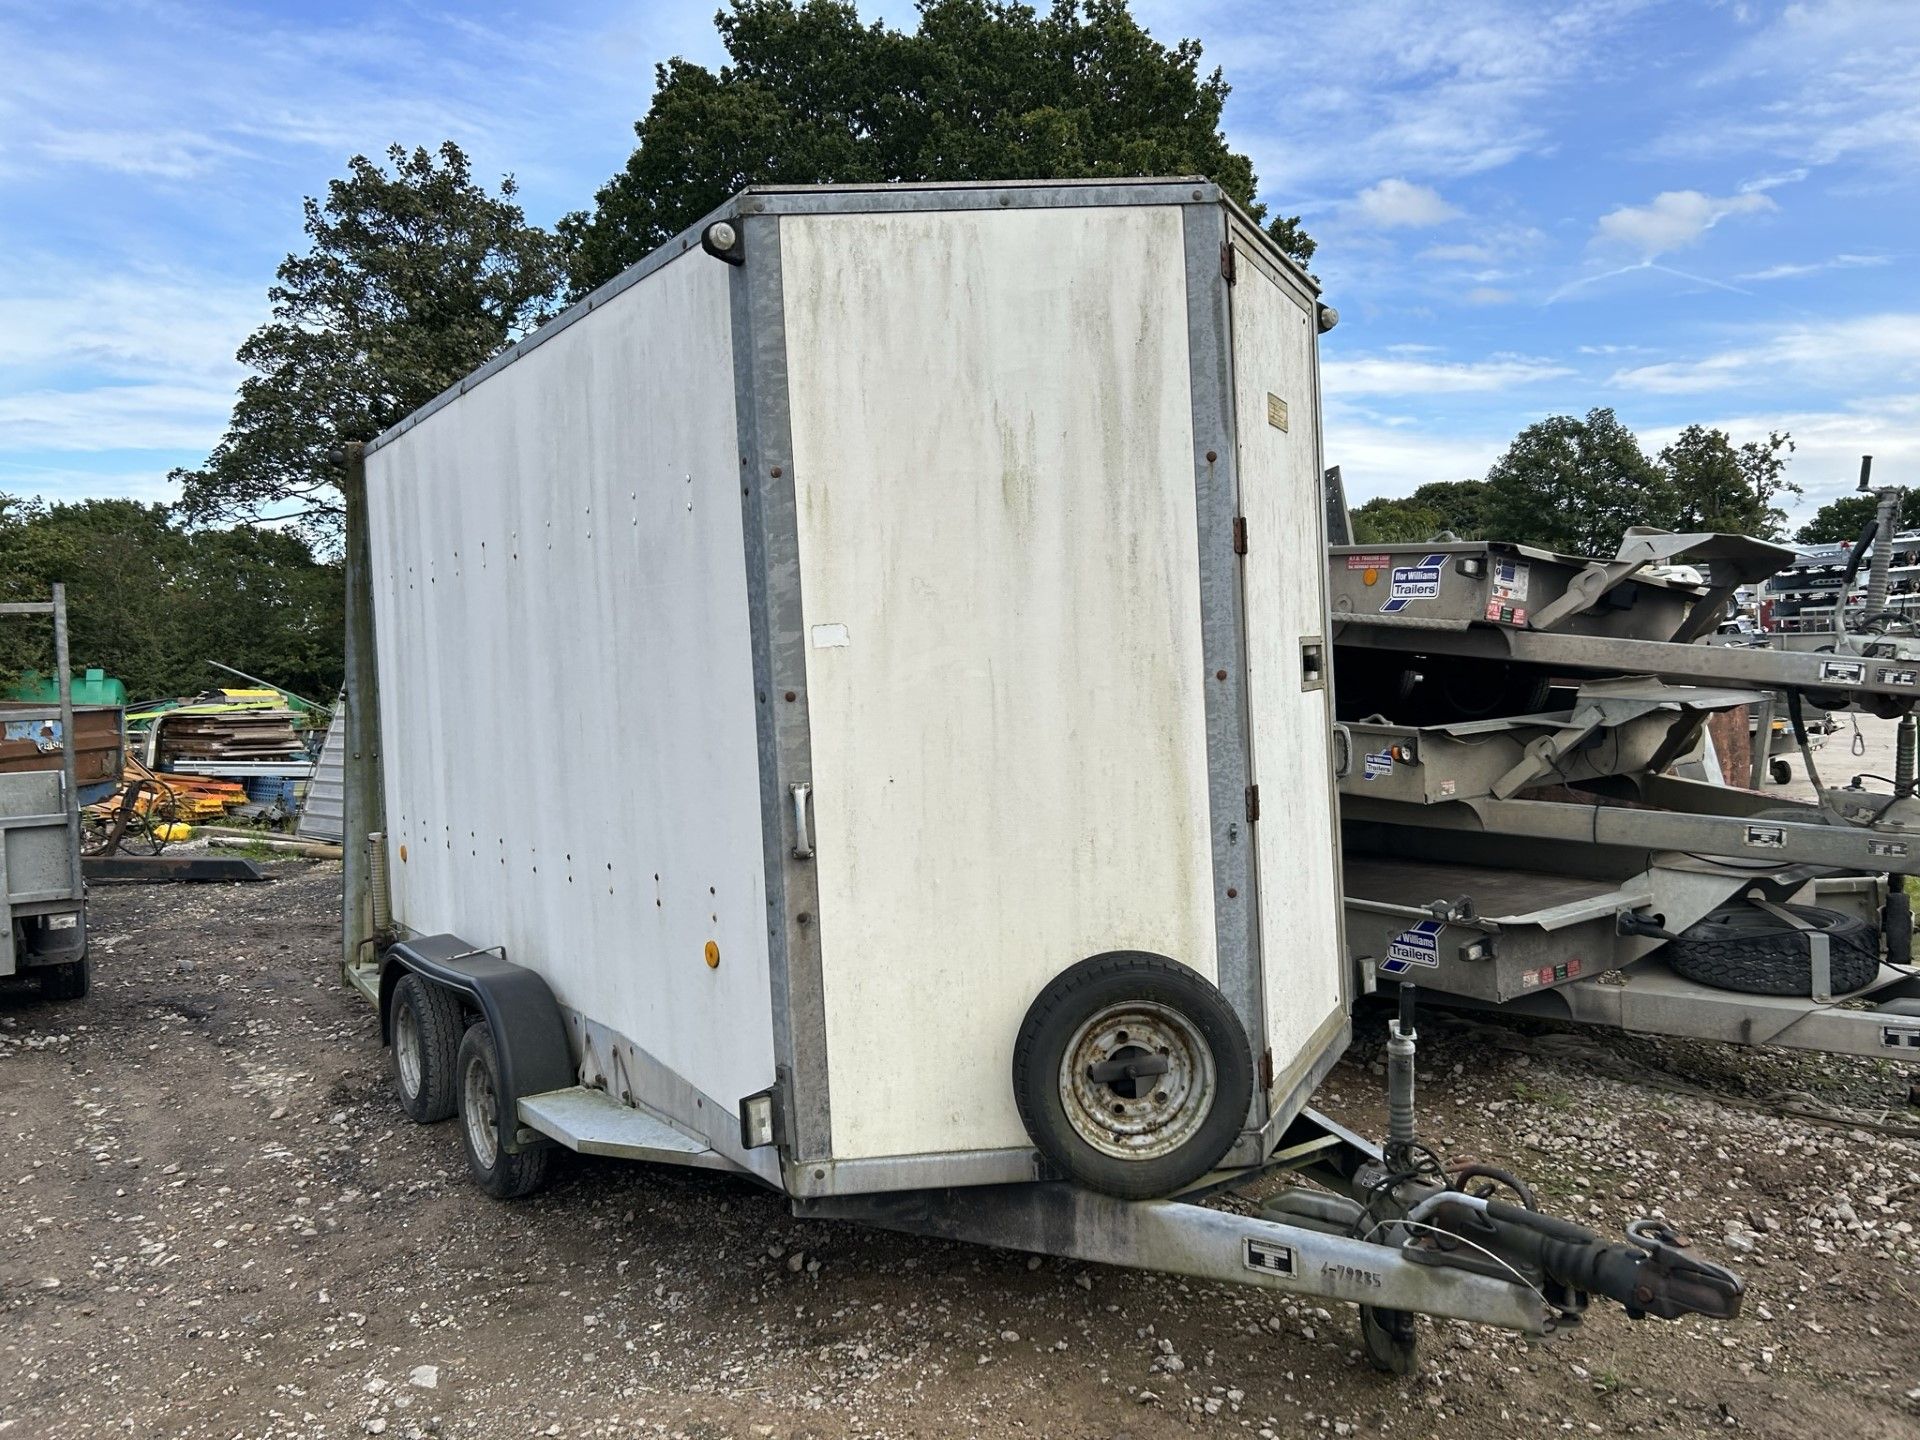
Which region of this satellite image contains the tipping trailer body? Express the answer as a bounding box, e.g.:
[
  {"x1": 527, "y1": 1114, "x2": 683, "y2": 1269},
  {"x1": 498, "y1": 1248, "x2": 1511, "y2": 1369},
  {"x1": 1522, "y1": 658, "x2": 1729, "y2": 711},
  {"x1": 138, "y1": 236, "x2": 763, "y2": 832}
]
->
[{"x1": 359, "y1": 180, "x2": 1349, "y2": 1197}]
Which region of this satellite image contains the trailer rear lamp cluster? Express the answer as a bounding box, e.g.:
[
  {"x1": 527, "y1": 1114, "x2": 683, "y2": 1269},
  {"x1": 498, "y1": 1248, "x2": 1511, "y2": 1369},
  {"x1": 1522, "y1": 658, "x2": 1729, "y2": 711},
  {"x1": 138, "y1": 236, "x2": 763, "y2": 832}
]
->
[
  {"x1": 1458, "y1": 936, "x2": 1496, "y2": 963},
  {"x1": 1457, "y1": 558, "x2": 1486, "y2": 577},
  {"x1": 702, "y1": 220, "x2": 745, "y2": 265},
  {"x1": 1388, "y1": 742, "x2": 1417, "y2": 763},
  {"x1": 739, "y1": 1089, "x2": 780, "y2": 1149}
]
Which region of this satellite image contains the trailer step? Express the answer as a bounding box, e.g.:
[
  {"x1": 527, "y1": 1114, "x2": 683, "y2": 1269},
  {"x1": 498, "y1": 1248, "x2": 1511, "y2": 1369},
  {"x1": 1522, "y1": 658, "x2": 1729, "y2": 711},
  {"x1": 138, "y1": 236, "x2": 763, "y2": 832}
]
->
[{"x1": 517, "y1": 1087, "x2": 741, "y2": 1170}]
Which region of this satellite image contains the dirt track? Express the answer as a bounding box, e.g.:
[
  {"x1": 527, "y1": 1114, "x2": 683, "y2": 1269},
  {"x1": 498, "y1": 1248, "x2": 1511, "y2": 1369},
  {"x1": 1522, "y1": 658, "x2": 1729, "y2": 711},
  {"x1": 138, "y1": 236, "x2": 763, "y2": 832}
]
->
[{"x1": 3, "y1": 864, "x2": 1918, "y2": 1438}]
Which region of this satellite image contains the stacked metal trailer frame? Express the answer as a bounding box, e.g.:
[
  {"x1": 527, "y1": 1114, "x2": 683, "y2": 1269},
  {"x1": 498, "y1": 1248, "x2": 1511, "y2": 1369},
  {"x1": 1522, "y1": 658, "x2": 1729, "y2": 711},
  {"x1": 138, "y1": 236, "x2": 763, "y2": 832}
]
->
[{"x1": 1328, "y1": 531, "x2": 1920, "y2": 1067}]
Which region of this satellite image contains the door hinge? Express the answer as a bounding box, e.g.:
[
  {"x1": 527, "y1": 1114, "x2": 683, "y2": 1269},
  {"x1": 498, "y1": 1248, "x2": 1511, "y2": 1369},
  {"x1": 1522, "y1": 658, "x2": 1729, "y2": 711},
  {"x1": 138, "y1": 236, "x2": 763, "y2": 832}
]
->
[
  {"x1": 1221, "y1": 241, "x2": 1236, "y2": 284},
  {"x1": 1232, "y1": 516, "x2": 1249, "y2": 555},
  {"x1": 1245, "y1": 784, "x2": 1260, "y2": 823}
]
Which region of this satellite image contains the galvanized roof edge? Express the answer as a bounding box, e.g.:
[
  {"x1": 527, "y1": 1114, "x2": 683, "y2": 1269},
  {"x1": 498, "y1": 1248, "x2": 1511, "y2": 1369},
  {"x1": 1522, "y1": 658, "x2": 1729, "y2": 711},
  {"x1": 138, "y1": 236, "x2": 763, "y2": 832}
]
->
[{"x1": 364, "y1": 177, "x2": 1287, "y2": 457}]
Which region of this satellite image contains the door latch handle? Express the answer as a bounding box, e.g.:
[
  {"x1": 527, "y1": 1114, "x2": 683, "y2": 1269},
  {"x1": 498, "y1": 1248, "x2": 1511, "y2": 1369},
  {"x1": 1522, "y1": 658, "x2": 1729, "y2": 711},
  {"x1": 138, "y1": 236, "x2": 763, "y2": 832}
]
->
[{"x1": 790, "y1": 782, "x2": 813, "y2": 860}]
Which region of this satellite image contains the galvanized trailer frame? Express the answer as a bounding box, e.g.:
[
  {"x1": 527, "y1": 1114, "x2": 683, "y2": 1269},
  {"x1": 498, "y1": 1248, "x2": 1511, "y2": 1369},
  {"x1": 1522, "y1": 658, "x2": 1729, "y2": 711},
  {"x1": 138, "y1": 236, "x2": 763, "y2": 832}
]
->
[
  {"x1": 1331, "y1": 534, "x2": 1920, "y2": 708},
  {"x1": 1328, "y1": 526, "x2": 1920, "y2": 1065}
]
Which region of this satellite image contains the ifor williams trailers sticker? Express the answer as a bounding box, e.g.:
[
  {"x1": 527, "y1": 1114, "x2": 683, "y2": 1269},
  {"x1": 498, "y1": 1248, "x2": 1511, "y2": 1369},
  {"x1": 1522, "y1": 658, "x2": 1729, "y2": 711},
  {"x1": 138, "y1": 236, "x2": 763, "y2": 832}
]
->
[
  {"x1": 1379, "y1": 919, "x2": 1441, "y2": 976},
  {"x1": 1381, "y1": 553, "x2": 1447, "y2": 613}
]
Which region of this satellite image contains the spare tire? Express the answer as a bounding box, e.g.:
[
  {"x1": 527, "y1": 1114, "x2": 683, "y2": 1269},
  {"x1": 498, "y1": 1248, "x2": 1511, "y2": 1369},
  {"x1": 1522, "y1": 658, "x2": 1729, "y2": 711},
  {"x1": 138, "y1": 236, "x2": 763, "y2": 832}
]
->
[
  {"x1": 1665, "y1": 902, "x2": 1878, "y2": 997},
  {"x1": 1013, "y1": 953, "x2": 1252, "y2": 1199}
]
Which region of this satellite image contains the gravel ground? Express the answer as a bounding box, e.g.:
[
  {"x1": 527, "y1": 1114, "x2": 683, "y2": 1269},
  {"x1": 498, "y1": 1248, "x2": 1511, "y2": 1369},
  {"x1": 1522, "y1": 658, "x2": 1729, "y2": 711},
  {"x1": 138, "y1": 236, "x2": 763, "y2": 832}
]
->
[{"x1": 3, "y1": 864, "x2": 1918, "y2": 1439}]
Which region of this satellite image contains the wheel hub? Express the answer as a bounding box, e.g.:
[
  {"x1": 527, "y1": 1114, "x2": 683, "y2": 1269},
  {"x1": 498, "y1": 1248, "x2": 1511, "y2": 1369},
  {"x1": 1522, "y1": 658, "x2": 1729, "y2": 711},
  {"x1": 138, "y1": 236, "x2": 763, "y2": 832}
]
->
[
  {"x1": 463, "y1": 1054, "x2": 499, "y2": 1167},
  {"x1": 1058, "y1": 1001, "x2": 1216, "y2": 1161},
  {"x1": 394, "y1": 1003, "x2": 422, "y2": 1098}
]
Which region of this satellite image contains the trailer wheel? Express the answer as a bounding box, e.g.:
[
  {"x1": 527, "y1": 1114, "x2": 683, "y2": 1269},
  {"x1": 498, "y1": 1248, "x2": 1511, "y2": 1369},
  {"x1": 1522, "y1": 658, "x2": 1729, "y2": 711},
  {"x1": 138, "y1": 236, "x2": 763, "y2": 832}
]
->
[
  {"x1": 38, "y1": 953, "x2": 89, "y2": 1002},
  {"x1": 390, "y1": 973, "x2": 462, "y2": 1123},
  {"x1": 1013, "y1": 953, "x2": 1251, "y2": 1199},
  {"x1": 1665, "y1": 902, "x2": 1878, "y2": 997},
  {"x1": 456, "y1": 1022, "x2": 552, "y2": 1199},
  {"x1": 1359, "y1": 1304, "x2": 1417, "y2": 1376}
]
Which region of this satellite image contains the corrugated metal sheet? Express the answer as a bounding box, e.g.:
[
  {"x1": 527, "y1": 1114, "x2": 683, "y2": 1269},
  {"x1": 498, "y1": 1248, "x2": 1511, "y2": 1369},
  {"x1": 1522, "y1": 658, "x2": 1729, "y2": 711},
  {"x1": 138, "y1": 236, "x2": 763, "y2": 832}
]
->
[{"x1": 296, "y1": 702, "x2": 345, "y2": 843}]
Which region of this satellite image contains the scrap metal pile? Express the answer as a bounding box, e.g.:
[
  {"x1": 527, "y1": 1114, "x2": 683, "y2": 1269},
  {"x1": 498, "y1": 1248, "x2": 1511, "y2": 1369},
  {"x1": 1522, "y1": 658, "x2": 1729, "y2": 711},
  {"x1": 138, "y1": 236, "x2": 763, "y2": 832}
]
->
[{"x1": 1329, "y1": 475, "x2": 1920, "y2": 1075}]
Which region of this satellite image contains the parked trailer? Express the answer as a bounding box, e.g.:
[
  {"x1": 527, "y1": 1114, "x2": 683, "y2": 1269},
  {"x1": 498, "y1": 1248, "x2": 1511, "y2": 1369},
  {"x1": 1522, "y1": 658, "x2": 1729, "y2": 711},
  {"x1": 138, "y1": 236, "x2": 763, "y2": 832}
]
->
[
  {"x1": 0, "y1": 586, "x2": 90, "y2": 999},
  {"x1": 342, "y1": 179, "x2": 1740, "y2": 1372}
]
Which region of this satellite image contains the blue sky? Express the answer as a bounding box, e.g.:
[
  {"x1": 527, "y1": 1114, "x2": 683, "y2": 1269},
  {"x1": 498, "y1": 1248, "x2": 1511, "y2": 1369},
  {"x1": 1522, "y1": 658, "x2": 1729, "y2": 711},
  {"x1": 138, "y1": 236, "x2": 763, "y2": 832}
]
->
[{"x1": 0, "y1": 0, "x2": 1914, "y2": 528}]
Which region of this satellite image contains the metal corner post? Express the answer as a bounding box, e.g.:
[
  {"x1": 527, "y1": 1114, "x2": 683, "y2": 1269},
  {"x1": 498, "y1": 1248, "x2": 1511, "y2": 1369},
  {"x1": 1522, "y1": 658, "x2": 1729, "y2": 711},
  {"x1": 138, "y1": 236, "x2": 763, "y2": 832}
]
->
[
  {"x1": 51, "y1": 583, "x2": 80, "y2": 895},
  {"x1": 341, "y1": 441, "x2": 386, "y2": 979},
  {"x1": 1180, "y1": 200, "x2": 1264, "y2": 1131},
  {"x1": 728, "y1": 212, "x2": 834, "y2": 1165}
]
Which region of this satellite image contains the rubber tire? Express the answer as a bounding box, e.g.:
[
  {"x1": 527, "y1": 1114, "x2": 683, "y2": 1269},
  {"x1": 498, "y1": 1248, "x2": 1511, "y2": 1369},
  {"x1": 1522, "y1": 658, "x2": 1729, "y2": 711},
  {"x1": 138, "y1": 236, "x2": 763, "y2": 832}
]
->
[
  {"x1": 39, "y1": 952, "x2": 89, "y2": 1002},
  {"x1": 390, "y1": 973, "x2": 463, "y2": 1123},
  {"x1": 1359, "y1": 1305, "x2": 1417, "y2": 1375},
  {"x1": 455, "y1": 1021, "x2": 553, "y2": 1200},
  {"x1": 1665, "y1": 902, "x2": 1878, "y2": 997},
  {"x1": 1769, "y1": 757, "x2": 1792, "y2": 785},
  {"x1": 1012, "y1": 953, "x2": 1252, "y2": 1200}
]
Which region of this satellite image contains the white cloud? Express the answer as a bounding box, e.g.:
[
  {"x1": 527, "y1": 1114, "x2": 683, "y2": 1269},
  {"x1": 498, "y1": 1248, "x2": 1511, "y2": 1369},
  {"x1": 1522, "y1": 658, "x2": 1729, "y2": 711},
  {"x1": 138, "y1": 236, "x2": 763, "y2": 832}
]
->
[
  {"x1": 1610, "y1": 313, "x2": 1920, "y2": 395},
  {"x1": 1593, "y1": 189, "x2": 1775, "y2": 259},
  {"x1": 1464, "y1": 286, "x2": 1513, "y2": 305},
  {"x1": 1325, "y1": 353, "x2": 1572, "y2": 397},
  {"x1": 0, "y1": 460, "x2": 179, "y2": 505},
  {"x1": 1347, "y1": 178, "x2": 1460, "y2": 228},
  {"x1": 1639, "y1": 395, "x2": 1920, "y2": 529},
  {"x1": 1737, "y1": 253, "x2": 1892, "y2": 282},
  {"x1": 0, "y1": 382, "x2": 237, "y2": 453},
  {"x1": 0, "y1": 264, "x2": 257, "y2": 383},
  {"x1": 1668, "y1": 0, "x2": 1920, "y2": 169},
  {"x1": 1136, "y1": 0, "x2": 1660, "y2": 194},
  {"x1": 1322, "y1": 411, "x2": 1509, "y2": 499}
]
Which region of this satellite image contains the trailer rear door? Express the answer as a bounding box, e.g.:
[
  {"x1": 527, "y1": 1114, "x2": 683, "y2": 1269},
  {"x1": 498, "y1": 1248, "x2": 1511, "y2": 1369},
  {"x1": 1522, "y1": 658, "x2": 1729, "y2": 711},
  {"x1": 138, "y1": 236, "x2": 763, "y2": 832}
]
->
[
  {"x1": 1226, "y1": 227, "x2": 1348, "y2": 1098},
  {"x1": 778, "y1": 204, "x2": 1219, "y2": 1163}
]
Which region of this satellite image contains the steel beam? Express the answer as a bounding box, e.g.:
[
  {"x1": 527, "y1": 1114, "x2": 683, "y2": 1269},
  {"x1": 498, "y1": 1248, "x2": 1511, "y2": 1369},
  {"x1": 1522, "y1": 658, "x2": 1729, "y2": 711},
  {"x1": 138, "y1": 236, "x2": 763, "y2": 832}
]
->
[{"x1": 798, "y1": 1180, "x2": 1549, "y2": 1333}]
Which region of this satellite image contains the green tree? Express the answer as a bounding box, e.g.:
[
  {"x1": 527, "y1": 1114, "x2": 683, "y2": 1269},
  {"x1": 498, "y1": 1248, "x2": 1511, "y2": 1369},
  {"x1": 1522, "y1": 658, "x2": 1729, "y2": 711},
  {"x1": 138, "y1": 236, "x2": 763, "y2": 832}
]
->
[
  {"x1": 1350, "y1": 498, "x2": 1444, "y2": 544},
  {"x1": 1481, "y1": 408, "x2": 1673, "y2": 556},
  {"x1": 1660, "y1": 425, "x2": 1798, "y2": 540},
  {"x1": 174, "y1": 142, "x2": 563, "y2": 539},
  {"x1": 1349, "y1": 480, "x2": 1490, "y2": 544},
  {"x1": 0, "y1": 500, "x2": 343, "y2": 702},
  {"x1": 562, "y1": 0, "x2": 1312, "y2": 296},
  {"x1": 1795, "y1": 489, "x2": 1920, "y2": 544}
]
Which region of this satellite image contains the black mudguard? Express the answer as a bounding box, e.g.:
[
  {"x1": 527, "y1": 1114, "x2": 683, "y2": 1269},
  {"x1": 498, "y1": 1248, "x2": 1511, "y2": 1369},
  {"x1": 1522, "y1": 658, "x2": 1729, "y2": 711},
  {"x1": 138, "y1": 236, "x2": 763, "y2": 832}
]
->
[{"x1": 380, "y1": 935, "x2": 574, "y2": 1150}]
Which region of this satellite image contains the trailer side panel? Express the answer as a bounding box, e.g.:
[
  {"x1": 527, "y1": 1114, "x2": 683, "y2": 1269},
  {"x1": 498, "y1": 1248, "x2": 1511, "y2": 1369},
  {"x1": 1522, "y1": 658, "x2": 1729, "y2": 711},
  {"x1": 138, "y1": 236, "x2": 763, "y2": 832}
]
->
[{"x1": 365, "y1": 249, "x2": 776, "y2": 1114}]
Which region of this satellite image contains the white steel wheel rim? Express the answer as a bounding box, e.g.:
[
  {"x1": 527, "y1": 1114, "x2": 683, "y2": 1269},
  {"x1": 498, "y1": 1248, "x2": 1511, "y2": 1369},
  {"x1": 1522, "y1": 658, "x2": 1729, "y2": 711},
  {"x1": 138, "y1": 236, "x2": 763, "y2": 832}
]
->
[
  {"x1": 1059, "y1": 1001, "x2": 1216, "y2": 1161},
  {"x1": 463, "y1": 1052, "x2": 499, "y2": 1168},
  {"x1": 394, "y1": 1001, "x2": 423, "y2": 1098}
]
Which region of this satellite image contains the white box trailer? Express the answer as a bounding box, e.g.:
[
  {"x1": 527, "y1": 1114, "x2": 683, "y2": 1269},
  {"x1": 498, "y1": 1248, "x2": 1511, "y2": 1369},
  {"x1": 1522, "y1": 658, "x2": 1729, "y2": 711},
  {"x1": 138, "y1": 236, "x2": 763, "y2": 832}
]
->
[{"x1": 342, "y1": 180, "x2": 1742, "y2": 1370}]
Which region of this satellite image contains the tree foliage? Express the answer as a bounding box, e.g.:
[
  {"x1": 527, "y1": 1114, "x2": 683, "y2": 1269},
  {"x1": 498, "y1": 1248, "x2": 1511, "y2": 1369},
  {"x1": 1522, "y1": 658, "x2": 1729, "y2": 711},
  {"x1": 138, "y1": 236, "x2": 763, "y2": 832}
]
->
[
  {"x1": 1351, "y1": 480, "x2": 1489, "y2": 544},
  {"x1": 173, "y1": 143, "x2": 563, "y2": 539},
  {"x1": 0, "y1": 501, "x2": 341, "y2": 702},
  {"x1": 1795, "y1": 490, "x2": 1920, "y2": 544},
  {"x1": 1480, "y1": 409, "x2": 1669, "y2": 556},
  {"x1": 1660, "y1": 425, "x2": 1798, "y2": 538},
  {"x1": 562, "y1": 0, "x2": 1312, "y2": 296}
]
